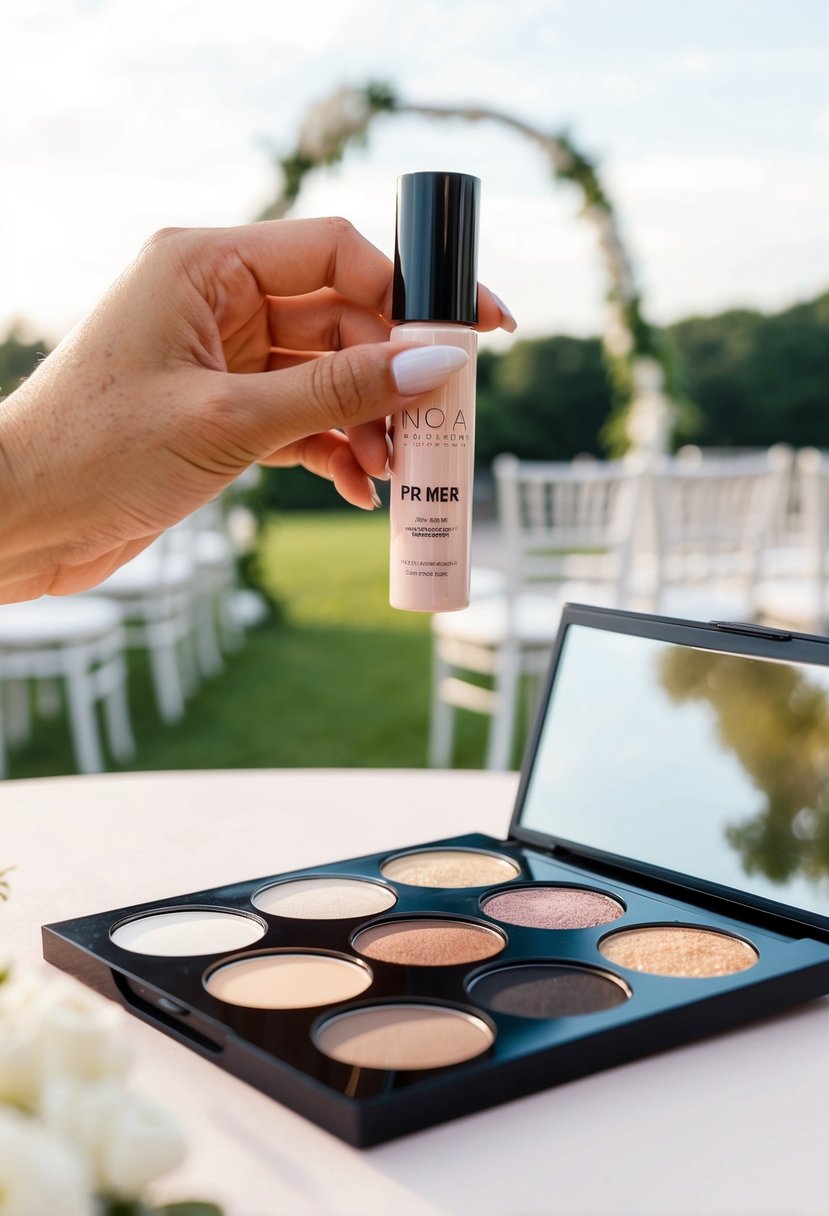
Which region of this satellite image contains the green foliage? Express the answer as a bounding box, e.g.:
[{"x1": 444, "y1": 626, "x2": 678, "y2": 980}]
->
[
  {"x1": 0, "y1": 325, "x2": 51, "y2": 396},
  {"x1": 476, "y1": 335, "x2": 613, "y2": 466},
  {"x1": 668, "y1": 291, "x2": 829, "y2": 448}
]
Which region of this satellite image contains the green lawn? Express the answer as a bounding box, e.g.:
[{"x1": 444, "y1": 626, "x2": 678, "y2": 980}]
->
[{"x1": 4, "y1": 513, "x2": 490, "y2": 778}]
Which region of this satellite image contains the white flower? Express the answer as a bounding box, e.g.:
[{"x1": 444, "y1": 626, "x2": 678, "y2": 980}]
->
[
  {"x1": 0, "y1": 1107, "x2": 94, "y2": 1216},
  {"x1": 631, "y1": 355, "x2": 665, "y2": 397},
  {"x1": 0, "y1": 974, "x2": 130, "y2": 1110},
  {"x1": 545, "y1": 137, "x2": 574, "y2": 174},
  {"x1": 603, "y1": 303, "x2": 634, "y2": 358},
  {"x1": 298, "y1": 86, "x2": 373, "y2": 163},
  {"x1": 37, "y1": 981, "x2": 131, "y2": 1084},
  {"x1": 42, "y1": 1076, "x2": 187, "y2": 1199}
]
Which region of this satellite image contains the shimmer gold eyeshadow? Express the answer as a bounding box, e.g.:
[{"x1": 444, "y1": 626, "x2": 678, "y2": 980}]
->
[
  {"x1": 381, "y1": 848, "x2": 520, "y2": 888},
  {"x1": 599, "y1": 925, "x2": 759, "y2": 978}
]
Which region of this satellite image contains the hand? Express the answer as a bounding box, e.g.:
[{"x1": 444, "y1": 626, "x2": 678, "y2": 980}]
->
[{"x1": 0, "y1": 217, "x2": 515, "y2": 602}]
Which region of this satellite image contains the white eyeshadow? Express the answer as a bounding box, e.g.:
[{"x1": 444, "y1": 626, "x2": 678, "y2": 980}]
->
[{"x1": 110, "y1": 908, "x2": 265, "y2": 957}]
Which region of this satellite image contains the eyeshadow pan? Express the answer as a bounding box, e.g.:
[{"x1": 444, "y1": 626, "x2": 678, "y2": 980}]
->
[
  {"x1": 599, "y1": 925, "x2": 759, "y2": 978},
  {"x1": 380, "y1": 848, "x2": 520, "y2": 889},
  {"x1": 482, "y1": 886, "x2": 624, "y2": 930},
  {"x1": 110, "y1": 908, "x2": 265, "y2": 957},
  {"x1": 315, "y1": 1003, "x2": 494, "y2": 1070},
  {"x1": 252, "y1": 876, "x2": 396, "y2": 920},
  {"x1": 353, "y1": 918, "x2": 505, "y2": 966},
  {"x1": 205, "y1": 951, "x2": 372, "y2": 1009},
  {"x1": 469, "y1": 963, "x2": 630, "y2": 1019}
]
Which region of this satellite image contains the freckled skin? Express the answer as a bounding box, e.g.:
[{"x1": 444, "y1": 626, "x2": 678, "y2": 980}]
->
[{"x1": 0, "y1": 220, "x2": 509, "y2": 604}]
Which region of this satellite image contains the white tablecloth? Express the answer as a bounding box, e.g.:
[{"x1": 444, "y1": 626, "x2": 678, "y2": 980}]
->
[{"x1": 4, "y1": 768, "x2": 828, "y2": 1216}]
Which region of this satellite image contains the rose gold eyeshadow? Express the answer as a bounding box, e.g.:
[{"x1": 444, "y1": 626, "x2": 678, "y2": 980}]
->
[
  {"x1": 380, "y1": 849, "x2": 520, "y2": 888},
  {"x1": 599, "y1": 925, "x2": 759, "y2": 978},
  {"x1": 482, "y1": 886, "x2": 624, "y2": 930},
  {"x1": 314, "y1": 1003, "x2": 494, "y2": 1070},
  {"x1": 353, "y1": 918, "x2": 505, "y2": 966}
]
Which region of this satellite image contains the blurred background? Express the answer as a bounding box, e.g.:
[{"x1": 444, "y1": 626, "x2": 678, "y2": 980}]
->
[{"x1": 2, "y1": 0, "x2": 829, "y2": 779}]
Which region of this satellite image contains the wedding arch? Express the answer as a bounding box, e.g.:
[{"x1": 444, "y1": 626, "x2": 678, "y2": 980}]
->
[{"x1": 258, "y1": 83, "x2": 679, "y2": 455}]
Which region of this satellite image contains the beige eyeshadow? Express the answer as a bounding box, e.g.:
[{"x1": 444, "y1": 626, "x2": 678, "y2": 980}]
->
[
  {"x1": 252, "y1": 876, "x2": 396, "y2": 920},
  {"x1": 599, "y1": 925, "x2": 758, "y2": 978},
  {"x1": 315, "y1": 1003, "x2": 494, "y2": 1070},
  {"x1": 354, "y1": 919, "x2": 505, "y2": 966},
  {"x1": 380, "y1": 849, "x2": 520, "y2": 889},
  {"x1": 205, "y1": 951, "x2": 372, "y2": 1009}
]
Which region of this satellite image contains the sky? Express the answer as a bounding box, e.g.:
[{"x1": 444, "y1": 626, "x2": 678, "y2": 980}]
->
[{"x1": 3, "y1": 0, "x2": 829, "y2": 349}]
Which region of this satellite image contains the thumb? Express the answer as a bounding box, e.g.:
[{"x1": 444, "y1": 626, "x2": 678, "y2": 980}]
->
[{"x1": 211, "y1": 342, "x2": 470, "y2": 459}]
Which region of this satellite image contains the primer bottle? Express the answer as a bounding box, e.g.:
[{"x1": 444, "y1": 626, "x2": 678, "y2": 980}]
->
[{"x1": 389, "y1": 171, "x2": 480, "y2": 612}]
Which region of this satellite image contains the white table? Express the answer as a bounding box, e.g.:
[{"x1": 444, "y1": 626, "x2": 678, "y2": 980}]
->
[{"x1": 4, "y1": 769, "x2": 829, "y2": 1216}]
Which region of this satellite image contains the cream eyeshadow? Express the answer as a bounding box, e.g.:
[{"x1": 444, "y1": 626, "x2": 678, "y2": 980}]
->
[
  {"x1": 205, "y1": 951, "x2": 372, "y2": 1009},
  {"x1": 110, "y1": 908, "x2": 265, "y2": 957}
]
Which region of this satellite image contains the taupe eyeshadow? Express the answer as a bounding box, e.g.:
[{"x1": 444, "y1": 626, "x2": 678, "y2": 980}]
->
[
  {"x1": 380, "y1": 849, "x2": 520, "y2": 889},
  {"x1": 599, "y1": 925, "x2": 759, "y2": 978},
  {"x1": 353, "y1": 919, "x2": 505, "y2": 966},
  {"x1": 482, "y1": 886, "x2": 624, "y2": 930},
  {"x1": 470, "y1": 964, "x2": 630, "y2": 1019},
  {"x1": 314, "y1": 1003, "x2": 494, "y2": 1070}
]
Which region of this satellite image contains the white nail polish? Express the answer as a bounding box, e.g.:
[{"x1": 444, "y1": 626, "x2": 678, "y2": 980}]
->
[
  {"x1": 390, "y1": 345, "x2": 469, "y2": 396},
  {"x1": 491, "y1": 292, "x2": 518, "y2": 333}
]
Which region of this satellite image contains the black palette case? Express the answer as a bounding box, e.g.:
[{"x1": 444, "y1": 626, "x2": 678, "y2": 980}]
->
[{"x1": 44, "y1": 606, "x2": 829, "y2": 1146}]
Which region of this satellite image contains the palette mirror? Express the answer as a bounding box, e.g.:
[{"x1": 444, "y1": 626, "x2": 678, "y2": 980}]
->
[{"x1": 517, "y1": 622, "x2": 829, "y2": 925}]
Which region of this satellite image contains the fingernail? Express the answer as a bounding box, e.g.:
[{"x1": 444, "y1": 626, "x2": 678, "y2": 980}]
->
[
  {"x1": 391, "y1": 345, "x2": 469, "y2": 396},
  {"x1": 491, "y1": 292, "x2": 517, "y2": 334},
  {"x1": 382, "y1": 460, "x2": 391, "y2": 480},
  {"x1": 369, "y1": 481, "x2": 382, "y2": 510}
]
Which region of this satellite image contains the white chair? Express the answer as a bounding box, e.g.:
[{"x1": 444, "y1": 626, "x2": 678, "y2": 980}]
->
[
  {"x1": 92, "y1": 532, "x2": 197, "y2": 724},
  {"x1": 429, "y1": 454, "x2": 645, "y2": 772},
  {"x1": 0, "y1": 597, "x2": 135, "y2": 777},
  {"x1": 755, "y1": 447, "x2": 829, "y2": 631},
  {"x1": 638, "y1": 447, "x2": 790, "y2": 622}
]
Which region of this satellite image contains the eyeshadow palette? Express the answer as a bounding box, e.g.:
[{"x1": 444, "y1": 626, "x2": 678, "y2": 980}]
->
[{"x1": 43, "y1": 606, "x2": 829, "y2": 1146}]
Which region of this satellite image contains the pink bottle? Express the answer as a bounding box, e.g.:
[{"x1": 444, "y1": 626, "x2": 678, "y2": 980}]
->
[{"x1": 389, "y1": 171, "x2": 480, "y2": 612}]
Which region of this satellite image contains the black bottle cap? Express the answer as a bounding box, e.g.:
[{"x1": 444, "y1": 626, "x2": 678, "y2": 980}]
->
[{"x1": 392, "y1": 171, "x2": 480, "y2": 325}]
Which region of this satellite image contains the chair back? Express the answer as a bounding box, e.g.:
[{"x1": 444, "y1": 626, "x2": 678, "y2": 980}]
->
[
  {"x1": 493, "y1": 454, "x2": 644, "y2": 607},
  {"x1": 647, "y1": 447, "x2": 789, "y2": 610},
  {"x1": 793, "y1": 448, "x2": 829, "y2": 623}
]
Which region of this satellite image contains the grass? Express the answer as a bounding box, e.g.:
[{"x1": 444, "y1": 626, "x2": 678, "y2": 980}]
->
[{"x1": 4, "y1": 513, "x2": 490, "y2": 779}]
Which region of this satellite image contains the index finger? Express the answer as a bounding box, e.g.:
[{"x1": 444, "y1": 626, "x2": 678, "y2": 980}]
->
[{"x1": 210, "y1": 217, "x2": 393, "y2": 311}]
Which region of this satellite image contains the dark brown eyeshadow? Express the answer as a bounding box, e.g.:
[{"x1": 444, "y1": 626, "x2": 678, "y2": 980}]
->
[{"x1": 469, "y1": 964, "x2": 630, "y2": 1019}]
